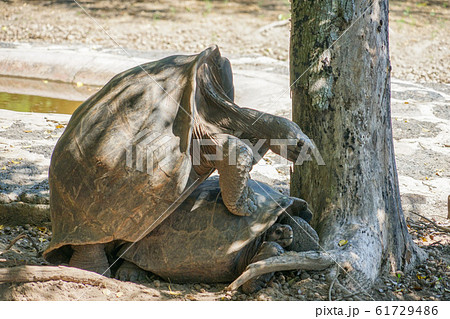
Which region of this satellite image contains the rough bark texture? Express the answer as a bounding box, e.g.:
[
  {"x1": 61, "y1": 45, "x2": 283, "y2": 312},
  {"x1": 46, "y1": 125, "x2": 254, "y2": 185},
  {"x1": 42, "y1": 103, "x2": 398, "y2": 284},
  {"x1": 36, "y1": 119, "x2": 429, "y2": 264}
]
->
[{"x1": 290, "y1": 0, "x2": 425, "y2": 289}]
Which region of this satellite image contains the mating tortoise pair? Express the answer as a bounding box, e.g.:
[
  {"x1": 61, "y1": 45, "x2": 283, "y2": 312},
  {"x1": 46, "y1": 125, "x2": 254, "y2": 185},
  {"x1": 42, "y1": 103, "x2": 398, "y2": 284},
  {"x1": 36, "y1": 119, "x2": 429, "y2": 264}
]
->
[{"x1": 44, "y1": 46, "x2": 319, "y2": 293}]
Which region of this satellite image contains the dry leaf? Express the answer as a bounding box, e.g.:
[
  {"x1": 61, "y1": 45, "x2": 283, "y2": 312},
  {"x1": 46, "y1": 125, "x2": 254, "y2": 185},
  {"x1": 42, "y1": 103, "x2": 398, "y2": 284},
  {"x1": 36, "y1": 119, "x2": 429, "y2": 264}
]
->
[
  {"x1": 417, "y1": 274, "x2": 426, "y2": 280},
  {"x1": 420, "y1": 237, "x2": 427, "y2": 242},
  {"x1": 1, "y1": 166, "x2": 6, "y2": 170},
  {"x1": 55, "y1": 124, "x2": 64, "y2": 129},
  {"x1": 338, "y1": 239, "x2": 348, "y2": 247},
  {"x1": 10, "y1": 160, "x2": 20, "y2": 164},
  {"x1": 404, "y1": 101, "x2": 409, "y2": 104},
  {"x1": 23, "y1": 130, "x2": 32, "y2": 133},
  {"x1": 0, "y1": 225, "x2": 3, "y2": 231}
]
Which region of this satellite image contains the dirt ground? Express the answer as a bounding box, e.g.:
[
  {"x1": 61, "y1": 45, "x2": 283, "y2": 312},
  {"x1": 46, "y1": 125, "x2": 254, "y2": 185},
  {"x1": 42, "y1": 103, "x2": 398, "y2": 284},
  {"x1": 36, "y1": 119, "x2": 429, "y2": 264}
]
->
[{"x1": 0, "y1": 0, "x2": 449, "y2": 301}]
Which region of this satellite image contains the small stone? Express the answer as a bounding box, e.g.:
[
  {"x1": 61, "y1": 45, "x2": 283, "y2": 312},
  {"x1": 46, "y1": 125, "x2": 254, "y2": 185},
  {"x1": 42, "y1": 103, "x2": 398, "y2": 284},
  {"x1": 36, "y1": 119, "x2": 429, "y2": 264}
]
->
[
  {"x1": 378, "y1": 288, "x2": 384, "y2": 293},
  {"x1": 313, "y1": 274, "x2": 320, "y2": 280},
  {"x1": 153, "y1": 280, "x2": 160, "y2": 288},
  {"x1": 193, "y1": 284, "x2": 201, "y2": 290},
  {"x1": 200, "y1": 283, "x2": 211, "y2": 289},
  {"x1": 257, "y1": 293, "x2": 267, "y2": 301},
  {"x1": 268, "y1": 281, "x2": 280, "y2": 289},
  {"x1": 301, "y1": 272, "x2": 310, "y2": 280}
]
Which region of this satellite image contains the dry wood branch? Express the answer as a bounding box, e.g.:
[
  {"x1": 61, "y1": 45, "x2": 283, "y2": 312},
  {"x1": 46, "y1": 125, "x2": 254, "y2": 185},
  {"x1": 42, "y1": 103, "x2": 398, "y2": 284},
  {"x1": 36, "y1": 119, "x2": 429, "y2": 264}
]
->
[
  {"x1": 226, "y1": 250, "x2": 335, "y2": 291},
  {"x1": 0, "y1": 265, "x2": 121, "y2": 289},
  {"x1": 328, "y1": 266, "x2": 340, "y2": 301},
  {"x1": 257, "y1": 20, "x2": 290, "y2": 33},
  {"x1": 1, "y1": 233, "x2": 41, "y2": 257},
  {"x1": 410, "y1": 211, "x2": 450, "y2": 233}
]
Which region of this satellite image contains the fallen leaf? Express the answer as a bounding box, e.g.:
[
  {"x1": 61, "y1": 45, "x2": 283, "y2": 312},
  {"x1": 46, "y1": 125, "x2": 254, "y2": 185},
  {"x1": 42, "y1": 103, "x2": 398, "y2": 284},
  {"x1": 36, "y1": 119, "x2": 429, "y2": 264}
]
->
[
  {"x1": 168, "y1": 291, "x2": 182, "y2": 296},
  {"x1": 0, "y1": 225, "x2": 3, "y2": 230},
  {"x1": 338, "y1": 239, "x2": 348, "y2": 247},
  {"x1": 417, "y1": 274, "x2": 426, "y2": 280},
  {"x1": 38, "y1": 238, "x2": 46, "y2": 243},
  {"x1": 404, "y1": 101, "x2": 409, "y2": 104},
  {"x1": 55, "y1": 124, "x2": 64, "y2": 129},
  {"x1": 23, "y1": 130, "x2": 32, "y2": 133},
  {"x1": 420, "y1": 237, "x2": 427, "y2": 242},
  {"x1": 10, "y1": 160, "x2": 21, "y2": 164},
  {"x1": 1, "y1": 166, "x2": 6, "y2": 170},
  {"x1": 37, "y1": 227, "x2": 47, "y2": 232}
]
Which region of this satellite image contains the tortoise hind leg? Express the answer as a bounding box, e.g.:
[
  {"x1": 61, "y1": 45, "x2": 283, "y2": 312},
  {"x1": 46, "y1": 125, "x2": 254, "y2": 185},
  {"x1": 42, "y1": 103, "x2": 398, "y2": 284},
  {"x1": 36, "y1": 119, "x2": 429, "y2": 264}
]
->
[
  {"x1": 69, "y1": 244, "x2": 111, "y2": 277},
  {"x1": 241, "y1": 242, "x2": 284, "y2": 294},
  {"x1": 115, "y1": 260, "x2": 148, "y2": 282}
]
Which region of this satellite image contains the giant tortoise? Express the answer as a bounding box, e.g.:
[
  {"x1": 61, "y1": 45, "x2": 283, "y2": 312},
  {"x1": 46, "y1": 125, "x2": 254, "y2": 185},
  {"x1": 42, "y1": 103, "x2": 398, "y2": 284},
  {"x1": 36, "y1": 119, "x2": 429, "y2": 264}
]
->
[
  {"x1": 115, "y1": 177, "x2": 319, "y2": 293},
  {"x1": 44, "y1": 45, "x2": 314, "y2": 276}
]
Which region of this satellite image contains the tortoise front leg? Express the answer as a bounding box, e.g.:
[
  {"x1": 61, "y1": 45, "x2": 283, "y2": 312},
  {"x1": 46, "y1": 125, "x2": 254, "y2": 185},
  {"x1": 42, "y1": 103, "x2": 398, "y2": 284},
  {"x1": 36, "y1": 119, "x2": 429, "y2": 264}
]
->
[
  {"x1": 241, "y1": 242, "x2": 284, "y2": 294},
  {"x1": 69, "y1": 244, "x2": 111, "y2": 277},
  {"x1": 213, "y1": 134, "x2": 256, "y2": 217}
]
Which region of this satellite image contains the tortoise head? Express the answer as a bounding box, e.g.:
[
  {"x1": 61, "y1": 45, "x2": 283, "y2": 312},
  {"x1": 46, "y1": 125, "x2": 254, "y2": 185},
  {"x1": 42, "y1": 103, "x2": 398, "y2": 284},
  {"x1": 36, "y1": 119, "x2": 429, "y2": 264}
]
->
[
  {"x1": 265, "y1": 223, "x2": 294, "y2": 248},
  {"x1": 267, "y1": 117, "x2": 315, "y2": 163}
]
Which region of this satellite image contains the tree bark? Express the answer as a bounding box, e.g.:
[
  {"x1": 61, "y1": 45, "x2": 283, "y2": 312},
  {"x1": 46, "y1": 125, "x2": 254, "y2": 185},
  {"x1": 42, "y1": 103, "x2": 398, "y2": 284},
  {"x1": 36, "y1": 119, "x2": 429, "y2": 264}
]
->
[{"x1": 290, "y1": 0, "x2": 425, "y2": 290}]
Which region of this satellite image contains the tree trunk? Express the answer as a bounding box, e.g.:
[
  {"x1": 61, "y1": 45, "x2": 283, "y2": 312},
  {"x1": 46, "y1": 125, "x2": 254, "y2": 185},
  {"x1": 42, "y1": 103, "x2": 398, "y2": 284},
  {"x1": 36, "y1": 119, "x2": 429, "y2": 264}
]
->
[{"x1": 290, "y1": 0, "x2": 425, "y2": 289}]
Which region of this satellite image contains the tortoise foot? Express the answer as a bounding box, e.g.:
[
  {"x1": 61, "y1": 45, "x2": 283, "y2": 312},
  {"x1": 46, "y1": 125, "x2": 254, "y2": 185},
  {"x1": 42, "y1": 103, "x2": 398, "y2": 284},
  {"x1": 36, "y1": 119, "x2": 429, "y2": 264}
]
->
[
  {"x1": 69, "y1": 244, "x2": 111, "y2": 277},
  {"x1": 115, "y1": 260, "x2": 148, "y2": 282}
]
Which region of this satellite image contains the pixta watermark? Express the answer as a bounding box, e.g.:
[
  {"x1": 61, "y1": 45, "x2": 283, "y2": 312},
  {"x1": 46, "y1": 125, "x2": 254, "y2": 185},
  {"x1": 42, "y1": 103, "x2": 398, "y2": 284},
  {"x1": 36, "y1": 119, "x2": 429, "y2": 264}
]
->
[{"x1": 126, "y1": 133, "x2": 325, "y2": 174}]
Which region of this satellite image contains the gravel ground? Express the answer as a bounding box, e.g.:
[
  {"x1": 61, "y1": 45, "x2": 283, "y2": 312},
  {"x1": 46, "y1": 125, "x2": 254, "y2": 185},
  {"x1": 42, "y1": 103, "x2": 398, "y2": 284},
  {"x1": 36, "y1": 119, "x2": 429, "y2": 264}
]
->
[
  {"x1": 0, "y1": 0, "x2": 448, "y2": 83},
  {"x1": 0, "y1": 0, "x2": 449, "y2": 301}
]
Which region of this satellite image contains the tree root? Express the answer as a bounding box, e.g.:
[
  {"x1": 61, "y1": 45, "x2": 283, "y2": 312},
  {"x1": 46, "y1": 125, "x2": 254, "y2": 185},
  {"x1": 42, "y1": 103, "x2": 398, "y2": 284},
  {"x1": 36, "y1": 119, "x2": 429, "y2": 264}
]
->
[
  {"x1": 226, "y1": 250, "x2": 335, "y2": 291},
  {"x1": 0, "y1": 265, "x2": 120, "y2": 289}
]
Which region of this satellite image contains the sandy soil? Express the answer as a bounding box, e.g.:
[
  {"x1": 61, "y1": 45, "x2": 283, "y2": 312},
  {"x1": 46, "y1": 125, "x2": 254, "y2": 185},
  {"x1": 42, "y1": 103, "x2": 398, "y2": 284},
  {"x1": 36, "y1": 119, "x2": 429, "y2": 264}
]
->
[
  {"x1": 0, "y1": 0, "x2": 448, "y2": 83},
  {"x1": 0, "y1": 0, "x2": 449, "y2": 301}
]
